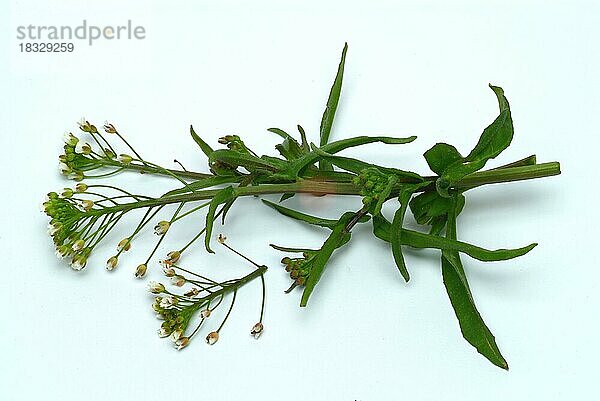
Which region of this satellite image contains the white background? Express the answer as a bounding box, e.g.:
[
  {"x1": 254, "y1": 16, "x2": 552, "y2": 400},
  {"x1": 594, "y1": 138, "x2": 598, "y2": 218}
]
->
[{"x1": 1, "y1": 1, "x2": 598, "y2": 400}]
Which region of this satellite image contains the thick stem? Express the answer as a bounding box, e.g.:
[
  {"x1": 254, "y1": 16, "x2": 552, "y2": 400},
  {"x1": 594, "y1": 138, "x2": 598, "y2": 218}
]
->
[{"x1": 89, "y1": 161, "x2": 561, "y2": 217}]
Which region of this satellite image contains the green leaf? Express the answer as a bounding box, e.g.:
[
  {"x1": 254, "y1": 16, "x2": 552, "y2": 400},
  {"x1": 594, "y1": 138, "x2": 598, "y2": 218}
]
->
[
  {"x1": 409, "y1": 191, "x2": 455, "y2": 226},
  {"x1": 204, "y1": 186, "x2": 236, "y2": 253},
  {"x1": 441, "y1": 197, "x2": 509, "y2": 370},
  {"x1": 311, "y1": 146, "x2": 424, "y2": 182},
  {"x1": 209, "y1": 149, "x2": 280, "y2": 173},
  {"x1": 390, "y1": 182, "x2": 431, "y2": 281},
  {"x1": 268, "y1": 128, "x2": 305, "y2": 160},
  {"x1": 279, "y1": 193, "x2": 295, "y2": 202},
  {"x1": 262, "y1": 199, "x2": 338, "y2": 228},
  {"x1": 436, "y1": 85, "x2": 514, "y2": 197},
  {"x1": 319, "y1": 43, "x2": 348, "y2": 171},
  {"x1": 163, "y1": 176, "x2": 239, "y2": 196},
  {"x1": 297, "y1": 125, "x2": 310, "y2": 152},
  {"x1": 269, "y1": 244, "x2": 318, "y2": 253},
  {"x1": 371, "y1": 175, "x2": 397, "y2": 216},
  {"x1": 301, "y1": 212, "x2": 355, "y2": 307},
  {"x1": 284, "y1": 135, "x2": 417, "y2": 178},
  {"x1": 372, "y1": 214, "x2": 536, "y2": 262},
  {"x1": 424, "y1": 143, "x2": 463, "y2": 175},
  {"x1": 190, "y1": 125, "x2": 214, "y2": 157}
]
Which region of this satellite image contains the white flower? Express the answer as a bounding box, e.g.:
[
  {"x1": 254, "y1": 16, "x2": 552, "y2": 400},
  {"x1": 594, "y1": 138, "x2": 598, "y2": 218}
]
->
[
  {"x1": 47, "y1": 223, "x2": 61, "y2": 236},
  {"x1": 159, "y1": 295, "x2": 178, "y2": 309},
  {"x1": 157, "y1": 327, "x2": 170, "y2": 338},
  {"x1": 63, "y1": 132, "x2": 79, "y2": 146},
  {"x1": 170, "y1": 275, "x2": 185, "y2": 287},
  {"x1": 70, "y1": 256, "x2": 86, "y2": 270},
  {"x1": 170, "y1": 329, "x2": 183, "y2": 342},
  {"x1": 174, "y1": 337, "x2": 190, "y2": 350},
  {"x1": 72, "y1": 239, "x2": 85, "y2": 251},
  {"x1": 58, "y1": 162, "x2": 71, "y2": 175},
  {"x1": 135, "y1": 264, "x2": 147, "y2": 278},
  {"x1": 106, "y1": 256, "x2": 118, "y2": 271},
  {"x1": 200, "y1": 309, "x2": 211, "y2": 318},
  {"x1": 81, "y1": 200, "x2": 94, "y2": 211},
  {"x1": 162, "y1": 266, "x2": 175, "y2": 277},
  {"x1": 55, "y1": 246, "x2": 68, "y2": 259},
  {"x1": 148, "y1": 281, "x2": 165, "y2": 294},
  {"x1": 75, "y1": 141, "x2": 92, "y2": 155}
]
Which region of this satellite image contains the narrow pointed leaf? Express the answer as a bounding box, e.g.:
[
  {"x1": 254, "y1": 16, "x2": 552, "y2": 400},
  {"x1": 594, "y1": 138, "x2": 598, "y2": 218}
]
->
[
  {"x1": 190, "y1": 125, "x2": 214, "y2": 157},
  {"x1": 441, "y1": 198, "x2": 509, "y2": 369},
  {"x1": 319, "y1": 42, "x2": 348, "y2": 172},
  {"x1": 390, "y1": 182, "x2": 431, "y2": 281},
  {"x1": 262, "y1": 199, "x2": 337, "y2": 228},
  {"x1": 204, "y1": 186, "x2": 236, "y2": 253},
  {"x1": 372, "y1": 215, "x2": 536, "y2": 262}
]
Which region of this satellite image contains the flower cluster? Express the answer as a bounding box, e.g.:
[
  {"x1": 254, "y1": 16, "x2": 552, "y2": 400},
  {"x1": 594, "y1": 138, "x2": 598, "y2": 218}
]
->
[
  {"x1": 149, "y1": 248, "x2": 267, "y2": 349},
  {"x1": 352, "y1": 167, "x2": 393, "y2": 207},
  {"x1": 58, "y1": 120, "x2": 137, "y2": 181},
  {"x1": 217, "y1": 135, "x2": 253, "y2": 154},
  {"x1": 43, "y1": 190, "x2": 96, "y2": 269},
  {"x1": 280, "y1": 253, "x2": 315, "y2": 291}
]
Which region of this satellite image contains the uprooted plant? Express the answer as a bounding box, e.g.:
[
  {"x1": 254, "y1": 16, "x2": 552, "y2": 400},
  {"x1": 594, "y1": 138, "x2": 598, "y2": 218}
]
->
[{"x1": 42, "y1": 43, "x2": 560, "y2": 369}]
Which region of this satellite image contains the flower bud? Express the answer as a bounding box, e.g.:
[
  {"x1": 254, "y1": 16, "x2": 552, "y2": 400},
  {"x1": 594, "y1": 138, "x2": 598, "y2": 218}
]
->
[
  {"x1": 184, "y1": 287, "x2": 199, "y2": 297},
  {"x1": 170, "y1": 275, "x2": 186, "y2": 287},
  {"x1": 154, "y1": 221, "x2": 170, "y2": 235},
  {"x1": 135, "y1": 264, "x2": 147, "y2": 278},
  {"x1": 157, "y1": 327, "x2": 171, "y2": 338},
  {"x1": 166, "y1": 250, "x2": 181, "y2": 263},
  {"x1": 59, "y1": 162, "x2": 71, "y2": 175},
  {"x1": 103, "y1": 122, "x2": 117, "y2": 134},
  {"x1": 117, "y1": 154, "x2": 133, "y2": 164},
  {"x1": 72, "y1": 239, "x2": 85, "y2": 251},
  {"x1": 75, "y1": 183, "x2": 88, "y2": 193},
  {"x1": 64, "y1": 132, "x2": 79, "y2": 146},
  {"x1": 104, "y1": 148, "x2": 116, "y2": 159},
  {"x1": 201, "y1": 309, "x2": 211, "y2": 318},
  {"x1": 59, "y1": 188, "x2": 73, "y2": 198},
  {"x1": 148, "y1": 281, "x2": 165, "y2": 294},
  {"x1": 106, "y1": 256, "x2": 118, "y2": 271},
  {"x1": 175, "y1": 336, "x2": 190, "y2": 350},
  {"x1": 75, "y1": 141, "x2": 92, "y2": 155},
  {"x1": 117, "y1": 238, "x2": 132, "y2": 252},
  {"x1": 82, "y1": 200, "x2": 94, "y2": 211},
  {"x1": 68, "y1": 171, "x2": 84, "y2": 181},
  {"x1": 162, "y1": 266, "x2": 175, "y2": 277},
  {"x1": 206, "y1": 331, "x2": 219, "y2": 345},
  {"x1": 170, "y1": 329, "x2": 184, "y2": 342},
  {"x1": 250, "y1": 322, "x2": 264, "y2": 339},
  {"x1": 70, "y1": 254, "x2": 87, "y2": 270}
]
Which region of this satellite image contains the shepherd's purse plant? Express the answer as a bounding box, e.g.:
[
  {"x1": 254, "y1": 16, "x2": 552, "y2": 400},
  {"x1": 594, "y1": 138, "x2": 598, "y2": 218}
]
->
[{"x1": 43, "y1": 43, "x2": 561, "y2": 369}]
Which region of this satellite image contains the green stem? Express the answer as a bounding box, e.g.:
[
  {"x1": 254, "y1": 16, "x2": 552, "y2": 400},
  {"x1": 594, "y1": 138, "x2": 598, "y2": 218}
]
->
[
  {"x1": 200, "y1": 266, "x2": 267, "y2": 302},
  {"x1": 88, "y1": 161, "x2": 561, "y2": 217}
]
